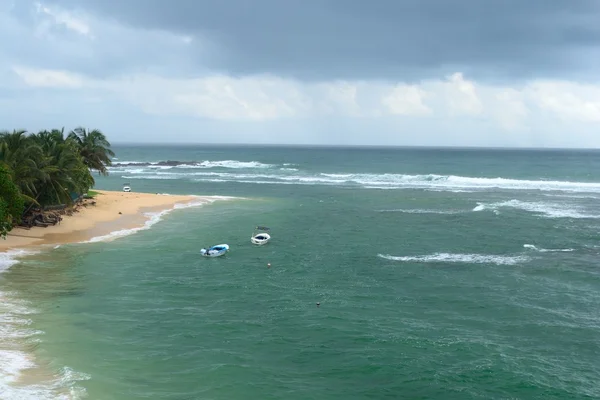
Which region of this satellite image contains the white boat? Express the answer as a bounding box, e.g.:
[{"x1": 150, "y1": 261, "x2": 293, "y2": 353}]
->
[
  {"x1": 200, "y1": 244, "x2": 229, "y2": 257},
  {"x1": 251, "y1": 226, "x2": 271, "y2": 245},
  {"x1": 123, "y1": 183, "x2": 131, "y2": 192}
]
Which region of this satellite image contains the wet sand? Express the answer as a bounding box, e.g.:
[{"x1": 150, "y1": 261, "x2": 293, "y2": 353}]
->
[{"x1": 0, "y1": 190, "x2": 207, "y2": 251}]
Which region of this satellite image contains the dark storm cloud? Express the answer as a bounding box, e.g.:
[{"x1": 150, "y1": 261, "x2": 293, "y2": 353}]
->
[{"x1": 28, "y1": 0, "x2": 600, "y2": 81}]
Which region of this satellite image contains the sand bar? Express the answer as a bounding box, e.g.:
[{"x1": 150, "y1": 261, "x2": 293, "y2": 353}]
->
[{"x1": 0, "y1": 190, "x2": 209, "y2": 251}]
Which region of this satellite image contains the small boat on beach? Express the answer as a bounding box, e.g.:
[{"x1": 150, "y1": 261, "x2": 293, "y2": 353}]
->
[
  {"x1": 251, "y1": 226, "x2": 271, "y2": 245},
  {"x1": 200, "y1": 244, "x2": 229, "y2": 257},
  {"x1": 123, "y1": 183, "x2": 131, "y2": 192}
]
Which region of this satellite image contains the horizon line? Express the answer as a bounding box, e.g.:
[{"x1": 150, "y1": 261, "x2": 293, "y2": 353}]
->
[{"x1": 108, "y1": 142, "x2": 600, "y2": 151}]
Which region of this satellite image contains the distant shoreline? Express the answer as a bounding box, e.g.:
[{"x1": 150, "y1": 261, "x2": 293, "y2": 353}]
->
[{"x1": 0, "y1": 190, "x2": 218, "y2": 252}]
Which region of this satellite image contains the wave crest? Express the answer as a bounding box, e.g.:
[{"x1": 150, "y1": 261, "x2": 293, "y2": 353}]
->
[
  {"x1": 378, "y1": 253, "x2": 529, "y2": 265},
  {"x1": 113, "y1": 168, "x2": 600, "y2": 193},
  {"x1": 523, "y1": 244, "x2": 575, "y2": 253},
  {"x1": 473, "y1": 200, "x2": 600, "y2": 219},
  {"x1": 111, "y1": 160, "x2": 274, "y2": 169}
]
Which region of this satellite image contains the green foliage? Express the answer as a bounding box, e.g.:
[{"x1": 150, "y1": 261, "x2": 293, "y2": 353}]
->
[
  {"x1": 0, "y1": 164, "x2": 24, "y2": 238},
  {"x1": 68, "y1": 127, "x2": 115, "y2": 175},
  {"x1": 0, "y1": 127, "x2": 113, "y2": 216},
  {"x1": 0, "y1": 199, "x2": 9, "y2": 239}
]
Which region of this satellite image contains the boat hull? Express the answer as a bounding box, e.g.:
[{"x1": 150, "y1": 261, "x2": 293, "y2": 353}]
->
[
  {"x1": 251, "y1": 233, "x2": 271, "y2": 245},
  {"x1": 201, "y1": 244, "x2": 229, "y2": 257}
]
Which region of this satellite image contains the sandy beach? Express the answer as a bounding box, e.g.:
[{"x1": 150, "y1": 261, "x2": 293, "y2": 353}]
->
[{"x1": 0, "y1": 190, "x2": 207, "y2": 251}]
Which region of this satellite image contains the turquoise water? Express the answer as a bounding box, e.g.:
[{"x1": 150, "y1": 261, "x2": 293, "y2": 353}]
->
[{"x1": 2, "y1": 146, "x2": 600, "y2": 399}]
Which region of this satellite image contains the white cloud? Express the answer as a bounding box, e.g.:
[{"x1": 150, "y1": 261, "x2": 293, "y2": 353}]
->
[
  {"x1": 319, "y1": 82, "x2": 361, "y2": 116},
  {"x1": 2, "y1": 2, "x2": 600, "y2": 146},
  {"x1": 12, "y1": 66, "x2": 84, "y2": 88},
  {"x1": 438, "y1": 72, "x2": 483, "y2": 116},
  {"x1": 34, "y1": 1, "x2": 92, "y2": 37},
  {"x1": 382, "y1": 84, "x2": 431, "y2": 116},
  {"x1": 526, "y1": 81, "x2": 600, "y2": 122},
  {"x1": 490, "y1": 88, "x2": 529, "y2": 130},
  {"x1": 9, "y1": 64, "x2": 600, "y2": 132},
  {"x1": 109, "y1": 74, "x2": 302, "y2": 120}
]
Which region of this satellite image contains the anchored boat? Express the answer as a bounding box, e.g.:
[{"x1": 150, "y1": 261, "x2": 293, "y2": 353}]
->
[
  {"x1": 251, "y1": 226, "x2": 271, "y2": 245},
  {"x1": 200, "y1": 244, "x2": 229, "y2": 257}
]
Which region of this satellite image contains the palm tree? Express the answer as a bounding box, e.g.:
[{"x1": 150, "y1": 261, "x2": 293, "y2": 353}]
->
[
  {"x1": 31, "y1": 130, "x2": 95, "y2": 205},
  {"x1": 35, "y1": 141, "x2": 82, "y2": 205},
  {"x1": 0, "y1": 163, "x2": 24, "y2": 236},
  {"x1": 68, "y1": 127, "x2": 115, "y2": 175},
  {"x1": 0, "y1": 130, "x2": 44, "y2": 203},
  {"x1": 0, "y1": 127, "x2": 111, "y2": 215},
  {"x1": 35, "y1": 128, "x2": 66, "y2": 149}
]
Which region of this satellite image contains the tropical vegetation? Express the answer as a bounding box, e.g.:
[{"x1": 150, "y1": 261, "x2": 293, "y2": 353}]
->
[{"x1": 0, "y1": 127, "x2": 113, "y2": 238}]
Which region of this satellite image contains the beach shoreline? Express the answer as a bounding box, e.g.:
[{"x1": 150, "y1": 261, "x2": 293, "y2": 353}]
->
[
  {"x1": 0, "y1": 189, "x2": 235, "y2": 398},
  {"x1": 0, "y1": 190, "x2": 216, "y2": 252}
]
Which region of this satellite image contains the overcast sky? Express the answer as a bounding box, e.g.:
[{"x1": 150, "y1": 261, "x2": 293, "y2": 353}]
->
[{"x1": 1, "y1": 0, "x2": 600, "y2": 147}]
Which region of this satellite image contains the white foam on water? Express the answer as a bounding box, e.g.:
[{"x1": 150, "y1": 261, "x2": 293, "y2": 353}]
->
[
  {"x1": 1, "y1": 261, "x2": 88, "y2": 399},
  {"x1": 110, "y1": 160, "x2": 145, "y2": 165},
  {"x1": 473, "y1": 199, "x2": 600, "y2": 219},
  {"x1": 113, "y1": 159, "x2": 274, "y2": 169},
  {"x1": 378, "y1": 253, "x2": 529, "y2": 266},
  {"x1": 186, "y1": 160, "x2": 273, "y2": 169},
  {"x1": 121, "y1": 175, "x2": 179, "y2": 180},
  {"x1": 0, "y1": 250, "x2": 38, "y2": 274},
  {"x1": 84, "y1": 196, "x2": 236, "y2": 243},
  {"x1": 542, "y1": 194, "x2": 600, "y2": 199},
  {"x1": 425, "y1": 188, "x2": 475, "y2": 193},
  {"x1": 174, "y1": 195, "x2": 237, "y2": 208},
  {"x1": 0, "y1": 357, "x2": 90, "y2": 399},
  {"x1": 319, "y1": 173, "x2": 600, "y2": 192},
  {"x1": 523, "y1": 244, "x2": 575, "y2": 253},
  {"x1": 377, "y1": 209, "x2": 463, "y2": 215},
  {"x1": 83, "y1": 210, "x2": 170, "y2": 243},
  {"x1": 117, "y1": 168, "x2": 146, "y2": 174},
  {"x1": 119, "y1": 169, "x2": 600, "y2": 194}
]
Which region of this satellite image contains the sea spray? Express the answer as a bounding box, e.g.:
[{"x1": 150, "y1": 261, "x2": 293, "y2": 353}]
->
[
  {"x1": 473, "y1": 199, "x2": 600, "y2": 219},
  {"x1": 378, "y1": 253, "x2": 529, "y2": 266},
  {"x1": 523, "y1": 244, "x2": 575, "y2": 253},
  {"x1": 115, "y1": 167, "x2": 600, "y2": 193}
]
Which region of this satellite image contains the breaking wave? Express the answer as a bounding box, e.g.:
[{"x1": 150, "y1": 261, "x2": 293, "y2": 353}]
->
[
  {"x1": 111, "y1": 160, "x2": 274, "y2": 169},
  {"x1": 1, "y1": 251, "x2": 89, "y2": 399},
  {"x1": 473, "y1": 199, "x2": 600, "y2": 219},
  {"x1": 111, "y1": 166, "x2": 600, "y2": 193},
  {"x1": 378, "y1": 253, "x2": 529, "y2": 266},
  {"x1": 377, "y1": 209, "x2": 463, "y2": 214},
  {"x1": 523, "y1": 244, "x2": 575, "y2": 253},
  {"x1": 0, "y1": 249, "x2": 36, "y2": 273}
]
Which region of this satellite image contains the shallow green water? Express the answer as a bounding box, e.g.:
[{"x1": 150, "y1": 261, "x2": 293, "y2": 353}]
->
[{"x1": 2, "y1": 146, "x2": 600, "y2": 399}]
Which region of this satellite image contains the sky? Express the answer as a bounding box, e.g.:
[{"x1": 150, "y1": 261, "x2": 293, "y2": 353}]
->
[{"x1": 1, "y1": 0, "x2": 600, "y2": 147}]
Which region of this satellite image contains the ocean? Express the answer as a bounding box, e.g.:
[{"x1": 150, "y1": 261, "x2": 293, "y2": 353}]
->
[{"x1": 1, "y1": 145, "x2": 600, "y2": 399}]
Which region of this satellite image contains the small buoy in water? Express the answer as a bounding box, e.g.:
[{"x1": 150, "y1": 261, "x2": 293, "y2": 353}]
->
[
  {"x1": 267, "y1": 263, "x2": 271, "y2": 268},
  {"x1": 316, "y1": 302, "x2": 320, "y2": 307}
]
